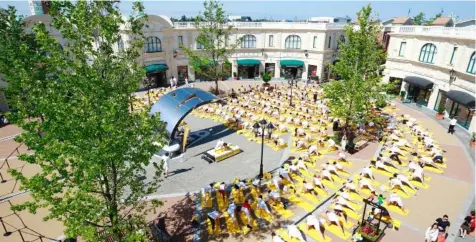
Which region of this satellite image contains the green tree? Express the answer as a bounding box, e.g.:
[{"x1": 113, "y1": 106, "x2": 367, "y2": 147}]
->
[
  {"x1": 323, "y1": 4, "x2": 387, "y2": 140},
  {"x1": 0, "y1": 2, "x2": 166, "y2": 241},
  {"x1": 413, "y1": 12, "x2": 426, "y2": 25},
  {"x1": 182, "y1": 0, "x2": 241, "y2": 94},
  {"x1": 425, "y1": 12, "x2": 443, "y2": 25}
]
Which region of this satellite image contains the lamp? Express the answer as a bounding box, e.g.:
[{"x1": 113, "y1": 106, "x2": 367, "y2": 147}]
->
[
  {"x1": 449, "y1": 68, "x2": 456, "y2": 86},
  {"x1": 305, "y1": 50, "x2": 308, "y2": 58},
  {"x1": 254, "y1": 119, "x2": 272, "y2": 182},
  {"x1": 261, "y1": 48, "x2": 265, "y2": 56},
  {"x1": 173, "y1": 50, "x2": 178, "y2": 58}
]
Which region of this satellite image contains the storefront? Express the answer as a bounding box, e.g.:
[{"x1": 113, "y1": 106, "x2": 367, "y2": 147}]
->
[
  {"x1": 403, "y1": 76, "x2": 433, "y2": 106},
  {"x1": 177, "y1": 65, "x2": 188, "y2": 82},
  {"x1": 265, "y1": 63, "x2": 275, "y2": 76},
  {"x1": 145, "y1": 64, "x2": 168, "y2": 88},
  {"x1": 237, "y1": 59, "x2": 260, "y2": 79},
  {"x1": 280, "y1": 59, "x2": 304, "y2": 79},
  {"x1": 308, "y1": 64, "x2": 318, "y2": 79},
  {"x1": 444, "y1": 90, "x2": 474, "y2": 129}
]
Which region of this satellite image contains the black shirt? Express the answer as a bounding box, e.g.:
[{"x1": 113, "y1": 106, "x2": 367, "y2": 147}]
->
[{"x1": 436, "y1": 218, "x2": 450, "y2": 233}]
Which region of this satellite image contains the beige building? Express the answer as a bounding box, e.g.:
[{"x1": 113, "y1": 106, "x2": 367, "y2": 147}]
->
[{"x1": 383, "y1": 24, "x2": 476, "y2": 130}]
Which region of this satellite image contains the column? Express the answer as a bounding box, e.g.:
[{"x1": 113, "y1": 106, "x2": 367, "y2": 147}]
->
[
  {"x1": 232, "y1": 61, "x2": 238, "y2": 79},
  {"x1": 274, "y1": 62, "x2": 280, "y2": 78},
  {"x1": 427, "y1": 85, "x2": 439, "y2": 110}
]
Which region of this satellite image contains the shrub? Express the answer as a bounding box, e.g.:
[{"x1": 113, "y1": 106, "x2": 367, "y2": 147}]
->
[
  {"x1": 400, "y1": 91, "x2": 406, "y2": 98},
  {"x1": 262, "y1": 72, "x2": 272, "y2": 83},
  {"x1": 437, "y1": 106, "x2": 445, "y2": 114}
]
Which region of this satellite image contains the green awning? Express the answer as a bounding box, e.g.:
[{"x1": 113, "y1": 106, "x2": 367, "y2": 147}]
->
[
  {"x1": 237, "y1": 59, "x2": 261, "y2": 66},
  {"x1": 280, "y1": 60, "x2": 304, "y2": 67},
  {"x1": 146, "y1": 64, "x2": 168, "y2": 73}
]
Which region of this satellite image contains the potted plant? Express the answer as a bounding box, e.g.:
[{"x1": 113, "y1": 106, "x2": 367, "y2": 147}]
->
[
  {"x1": 399, "y1": 91, "x2": 406, "y2": 101},
  {"x1": 233, "y1": 72, "x2": 237, "y2": 80},
  {"x1": 436, "y1": 107, "x2": 445, "y2": 120},
  {"x1": 262, "y1": 72, "x2": 272, "y2": 86},
  {"x1": 470, "y1": 132, "x2": 476, "y2": 149}
]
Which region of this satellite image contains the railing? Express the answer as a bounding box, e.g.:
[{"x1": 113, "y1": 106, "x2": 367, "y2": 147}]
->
[
  {"x1": 0, "y1": 200, "x2": 60, "y2": 242},
  {"x1": 393, "y1": 25, "x2": 476, "y2": 38},
  {"x1": 0, "y1": 143, "x2": 23, "y2": 184},
  {"x1": 173, "y1": 21, "x2": 346, "y2": 30}
]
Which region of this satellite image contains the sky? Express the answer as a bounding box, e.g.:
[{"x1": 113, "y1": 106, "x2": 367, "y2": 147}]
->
[{"x1": 1, "y1": 1, "x2": 475, "y2": 21}]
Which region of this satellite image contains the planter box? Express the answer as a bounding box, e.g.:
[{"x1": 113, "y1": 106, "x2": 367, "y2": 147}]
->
[
  {"x1": 470, "y1": 141, "x2": 476, "y2": 149},
  {"x1": 436, "y1": 113, "x2": 445, "y2": 120}
]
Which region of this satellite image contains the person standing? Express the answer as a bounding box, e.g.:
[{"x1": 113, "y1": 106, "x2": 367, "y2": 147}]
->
[
  {"x1": 185, "y1": 76, "x2": 189, "y2": 86},
  {"x1": 172, "y1": 76, "x2": 177, "y2": 87},
  {"x1": 436, "y1": 215, "x2": 451, "y2": 239},
  {"x1": 425, "y1": 223, "x2": 439, "y2": 242},
  {"x1": 161, "y1": 152, "x2": 170, "y2": 178},
  {"x1": 448, "y1": 116, "x2": 457, "y2": 134}
]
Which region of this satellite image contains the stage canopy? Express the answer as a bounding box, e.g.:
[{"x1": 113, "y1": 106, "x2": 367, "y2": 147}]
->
[{"x1": 150, "y1": 87, "x2": 218, "y2": 141}]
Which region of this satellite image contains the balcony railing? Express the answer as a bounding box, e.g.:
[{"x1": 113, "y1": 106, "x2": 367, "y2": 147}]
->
[
  {"x1": 392, "y1": 26, "x2": 476, "y2": 38},
  {"x1": 173, "y1": 21, "x2": 346, "y2": 30}
]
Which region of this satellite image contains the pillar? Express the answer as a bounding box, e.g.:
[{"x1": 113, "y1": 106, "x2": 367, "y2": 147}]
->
[
  {"x1": 275, "y1": 62, "x2": 280, "y2": 78},
  {"x1": 427, "y1": 85, "x2": 439, "y2": 110}
]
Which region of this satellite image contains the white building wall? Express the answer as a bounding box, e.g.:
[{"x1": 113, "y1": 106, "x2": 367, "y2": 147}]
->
[{"x1": 385, "y1": 26, "x2": 476, "y2": 131}]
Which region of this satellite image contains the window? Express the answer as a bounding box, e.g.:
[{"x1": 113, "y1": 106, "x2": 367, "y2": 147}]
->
[
  {"x1": 449, "y1": 46, "x2": 457, "y2": 65},
  {"x1": 313, "y1": 36, "x2": 317, "y2": 48},
  {"x1": 269, "y1": 35, "x2": 274, "y2": 47},
  {"x1": 196, "y1": 42, "x2": 204, "y2": 50},
  {"x1": 419, "y1": 43, "x2": 437, "y2": 64},
  {"x1": 398, "y1": 42, "x2": 406, "y2": 57},
  {"x1": 327, "y1": 36, "x2": 331, "y2": 48},
  {"x1": 178, "y1": 36, "x2": 183, "y2": 48},
  {"x1": 117, "y1": 37, "x2": 124, "y2": 51},
  {"x1": 285, "y1": 35, "x2": 301, "y2": 49},
  {"x1": 145, "y1": 37, "x2": 161, "y2": 53},
  {"x1": 466, "y1": 52, "x2": 475, "y2": 74},
  {"x1": 241, "y1": 35, "x2": 256, "y2": 48}
]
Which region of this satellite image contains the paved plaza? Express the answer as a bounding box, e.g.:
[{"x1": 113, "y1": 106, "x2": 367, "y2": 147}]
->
[{"x1": 0, "y1": 84, "x2": 475, "y2": 242}]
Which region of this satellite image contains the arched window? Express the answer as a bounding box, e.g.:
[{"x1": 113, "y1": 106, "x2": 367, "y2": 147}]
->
[
  {"x1": 419, "y1": 43, "x2": 437, "y2": 64},
  {"x1": 467, "y1": 52, "x2": 476, "y2": 75},
  {"x1": 145, "y1": 37, "x2": 161, "y2": 53},
  {"x1": 285, "y1": 35, "x2": 301, "y2": 49},
  {"x1": 241, "y1": 35, "x2": 256, "y2": 48}
]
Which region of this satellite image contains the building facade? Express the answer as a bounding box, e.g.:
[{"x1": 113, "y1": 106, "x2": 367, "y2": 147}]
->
[
  {"x1": 383, "y1": 25, "x2": 476, "y2": 130},
  {"x1": 136, "y1": 15, "x2": 346, "y2": 86}
]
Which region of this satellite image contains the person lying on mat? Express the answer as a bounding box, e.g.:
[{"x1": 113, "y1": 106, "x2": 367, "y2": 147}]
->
[
  {"x1": 295, "y1": 140, "x2": 306, "y2": 150},
  {"x1": 394, "y1": 173, "x2": 418, "y2": 191},
  {"x1": 344, "y1": 181, "x2": 358, "y2": 194},
  {"x1": 360, "y1": 165, "x2": 376, "y2": 180},
  {"x1": 387, "y1": 192, "x2": 406, "y2": 212},
  {"x1": 378, "y1": 154, "x2": 399, "y2": 169},
  {"x1": 335, "y1": 195, "x2": 358, "y2": 213},
  {"x1": 289, "y1": 163, "x2": 303, "y2": 177},
  {"x1": 418, "y1": 156, "x2": 443, "y2": 171},
  {"x1": 313, "y1": 174, "x2": 328, "y2": 191},
  {"x1": 302, "y1": 181, "x2": 319, "y2": 196},
  {"x1": 324, "y1": 210, "x2": 346, "y2": 234},
  {"x1": 287, "y1": 224, "x2": 306, "y2": 242},
  {"x1": 308, "y1": 145, "x2": 319, "y2": 155},
  {"x1": 320, "y1": 169, "x2": 335, "y2": 183},
  {"x1": 306, "y1": 215, "x2": 326, "y2": 238},
  {"x1": 297, "y1": 158, "x2": 310, "y2": 173},
  {"x1": 257, "y1": 195, "x2": 272, "y2": 216},
  {"x1": 338, "y1": 151, "x2": 348, "y2": 162},
  {"x1": 410, "y1": 163, "x2": 425, "y2": 185},
  {"x1": 389, "y1": 177, "x2": 410, "y2": 196},
  {"x1": 375, "y1": 159, "x2": 394, "y2": 174},
  {"x1": 359, "y1": 178, "x2": 376, "y2": 193},
  {"x1": 279, "y1": 166, "x2": 295, "y2": 184}
]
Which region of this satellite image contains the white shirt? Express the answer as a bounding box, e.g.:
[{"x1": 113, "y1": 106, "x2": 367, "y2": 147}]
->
[
  {"x1": 208, "y1": 211, "x2": 220, "y2": 219},
  {"x1": 304, "y1": 182, "x2": 314, "y2": 190},
  {"x1": 450, "y1": 118, "x2": 457, "y2": 125},
  {"x1": 272, "y1": 236, "x2": 285, "y2": 242}
]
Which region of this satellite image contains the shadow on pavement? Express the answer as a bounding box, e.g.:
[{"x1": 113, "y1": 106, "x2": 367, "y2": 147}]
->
[{"x1": 187, "y1": 123, "x2": 237, "y2": 149}]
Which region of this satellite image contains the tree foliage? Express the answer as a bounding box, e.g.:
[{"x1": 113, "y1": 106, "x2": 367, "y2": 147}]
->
[
  {"x1": 413, "y1": 11, "x2": 444, "y2": 25},
  {"x1": 323, "y1": 4, "x2": 387, "y2": 135},
  {"x1": 0, "y1": 1, "x2": 166, "y2": 241},
  {"x1": 182, "y1": 0, "x2": 241, "y2": 94}
]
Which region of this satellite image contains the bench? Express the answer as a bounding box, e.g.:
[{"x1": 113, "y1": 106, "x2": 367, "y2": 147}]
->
[{"x1": 354, "y1": 140, "x2": 369, "y2": 151}]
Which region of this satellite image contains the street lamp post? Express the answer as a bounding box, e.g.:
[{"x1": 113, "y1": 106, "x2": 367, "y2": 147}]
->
[
  {"x1": 287, "y1": 74, "x2": 296, "y2": 107},
  {"x1": 449, "y1": 68, "x2": 457, "y2": 86},
  {"x1": 253, "y1": 119, "x2": 274, "y2": 182}
]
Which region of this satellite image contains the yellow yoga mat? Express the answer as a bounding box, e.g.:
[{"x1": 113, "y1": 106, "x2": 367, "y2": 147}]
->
[
  {"x1": 288, "y1": 194, "x2": 315, "y2": 212},
  {"x1": 271, "y1": 203, "x2": 295, "y2": 219},
  {"x1": 410, "y1": 180, "x2": 430, "y2": 189},
  {"x1": 424, "y1": 166, "x2": 444, "y2": 174},
  {"x1": 381, "y1": 184, "x2": 414, "y2": 199},
  {"x1": 324, "y1": 222, "x2": 352, "y2": 240},
  {"x1": 224, "y1": 212, "x2": 242, "y2": 235},
  {"x1": 322, "y1": 179, "x2": 338, "y2": 190},
  {"x1": 207, "y1": 217, "x2": 222, "y2": 236},
  {"x1": 276, "y1": 229, "x2": 302, "y2": 242},
  {"x1": 298, "y1": 223, "x2": 332, "y2": 242},
  {"x1": 384, "y1": 204, "x2": 410, "y2": 216},
  {"x1": 301, "y1": 192, "x2": 321, "y2": 204}
]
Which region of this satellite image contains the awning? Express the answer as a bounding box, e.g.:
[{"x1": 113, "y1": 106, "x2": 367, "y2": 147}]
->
[
  {"x1": 146, "y1": 64, "x2": 168, "y2": 73},
  {"x1": 280, "y1": 60, "x2": 304, "y2": 67},
  {"x1": 237, "y1": 59, "x2": 260, "y2": 66},
  {"x1": 446, "y1": 90, "x2": 475, "y2": 107},
  {"x1": 403, "y1": 76, "x2": 433, "y2": 89}
]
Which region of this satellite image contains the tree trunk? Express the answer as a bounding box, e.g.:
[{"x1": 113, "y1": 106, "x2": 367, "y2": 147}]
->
[{"x1": 215, "y1": 79, "x2": 219, "y2": 95}]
